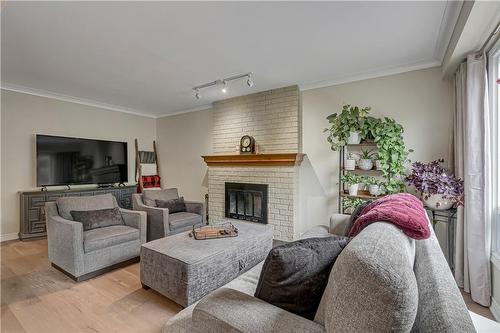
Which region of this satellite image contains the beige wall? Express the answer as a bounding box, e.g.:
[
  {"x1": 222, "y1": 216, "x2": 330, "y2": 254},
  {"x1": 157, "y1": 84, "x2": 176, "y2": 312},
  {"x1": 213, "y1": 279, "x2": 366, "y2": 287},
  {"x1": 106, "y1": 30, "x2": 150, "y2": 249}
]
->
[
  {"x1": 155, "y1": 109, "x2": 213, "y2": 202},
  {"x1": 0, "y1": 90, "x2": 156, "y2": 239},
  {"x1": 298, "y1": 67, "x2": 453, "y2": 238}
]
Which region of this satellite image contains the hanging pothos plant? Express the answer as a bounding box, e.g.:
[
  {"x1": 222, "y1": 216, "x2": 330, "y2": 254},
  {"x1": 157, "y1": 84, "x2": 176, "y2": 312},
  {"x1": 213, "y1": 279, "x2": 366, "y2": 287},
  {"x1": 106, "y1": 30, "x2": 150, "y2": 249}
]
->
[{"x1": 325, "y1": 105, "x2": 413, "y2": 195}]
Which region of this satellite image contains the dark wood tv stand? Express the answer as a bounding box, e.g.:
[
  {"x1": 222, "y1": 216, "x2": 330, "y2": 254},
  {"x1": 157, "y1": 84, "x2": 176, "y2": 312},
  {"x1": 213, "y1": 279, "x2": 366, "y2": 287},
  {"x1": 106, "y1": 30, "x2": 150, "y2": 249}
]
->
[{"x1": 19, "y1": 185, "x2": 136, "y2": 240}]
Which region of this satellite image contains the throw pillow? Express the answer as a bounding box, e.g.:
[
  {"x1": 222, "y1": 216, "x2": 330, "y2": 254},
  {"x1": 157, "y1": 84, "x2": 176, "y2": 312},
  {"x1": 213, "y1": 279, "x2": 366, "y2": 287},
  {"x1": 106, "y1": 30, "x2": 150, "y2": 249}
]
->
[
  {"x1": 155, "y1": 196, "x2": 187, "y2": 214},
  {"x1": 254, "y1": 236, "x2": 350, "y2": 320},
  {"x1": 70, "y1": 207, "x2": 124, "y2": 231}
]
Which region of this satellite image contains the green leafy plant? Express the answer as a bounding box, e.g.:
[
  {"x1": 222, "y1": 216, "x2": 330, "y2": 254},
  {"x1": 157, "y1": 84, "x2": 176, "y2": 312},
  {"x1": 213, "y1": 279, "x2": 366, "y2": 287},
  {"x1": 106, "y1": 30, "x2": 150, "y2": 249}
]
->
[
  {"x1": 365, "y1": 176, "x2": 383, "y2": 186},
  {"x1": 361, "y1": 116, "x2": 381, "y2": 141},
  {"x1": 324, "y1": 104, "x2": 371, "y2": 151},
  {"x1": 360, "y1": 149, "x2": 375, "y2": 160},
  {"x1": 371, "y1": 117, "x2": 409, "y2": 177},
  {"x1": 381, "y1": 178, "x2": 406, "y2": 194},
  {"x1": 345, "y1": 152, "x2": 356, "y2": 160},
  {"x1": 342, "y1": 197, "x2": 365, "y2": 213},
  {"x1": 341, "y1": 173, "x2": 363, "y2": 185}
]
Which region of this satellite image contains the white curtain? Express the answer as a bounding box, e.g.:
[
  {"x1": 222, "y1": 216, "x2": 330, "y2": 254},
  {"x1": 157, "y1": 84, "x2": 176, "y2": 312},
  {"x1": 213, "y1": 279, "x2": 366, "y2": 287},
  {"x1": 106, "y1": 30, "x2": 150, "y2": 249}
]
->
[{"x1": 453, "y1": 53, "x2": 492, "y2": 307}]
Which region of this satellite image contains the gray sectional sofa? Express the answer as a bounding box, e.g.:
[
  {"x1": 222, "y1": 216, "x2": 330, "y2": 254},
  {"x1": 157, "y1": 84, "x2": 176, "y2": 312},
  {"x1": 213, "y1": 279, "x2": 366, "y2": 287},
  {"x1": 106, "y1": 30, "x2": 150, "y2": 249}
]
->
[
  {"x1": 163, "y1": 214, "x2": 476, "y2": 333},
  {"x1": 46, "y1": 194, "x2": 147, "y2": 281}
]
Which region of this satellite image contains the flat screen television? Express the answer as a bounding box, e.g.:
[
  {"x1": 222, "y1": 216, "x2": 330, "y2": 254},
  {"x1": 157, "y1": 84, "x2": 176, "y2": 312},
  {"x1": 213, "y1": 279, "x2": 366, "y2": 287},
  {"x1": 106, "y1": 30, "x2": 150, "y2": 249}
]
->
[{"x1": 36, "y1": 135, "x2": 128, "y2": 186}]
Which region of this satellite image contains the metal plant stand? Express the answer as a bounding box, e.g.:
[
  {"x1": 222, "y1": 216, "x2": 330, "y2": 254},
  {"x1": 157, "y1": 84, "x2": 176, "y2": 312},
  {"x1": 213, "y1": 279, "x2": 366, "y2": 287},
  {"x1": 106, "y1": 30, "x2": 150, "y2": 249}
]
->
[{"x1": 425, "y1": 207, "x2": 457, "y2": 273}]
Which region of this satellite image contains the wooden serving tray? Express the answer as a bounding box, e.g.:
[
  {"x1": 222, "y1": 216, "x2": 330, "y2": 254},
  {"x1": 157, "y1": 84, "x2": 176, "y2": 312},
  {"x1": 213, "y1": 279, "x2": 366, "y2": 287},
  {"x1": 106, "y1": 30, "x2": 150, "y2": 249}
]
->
[{"x1": 189, "y1": 223, "x2": 239, "y2": 240}]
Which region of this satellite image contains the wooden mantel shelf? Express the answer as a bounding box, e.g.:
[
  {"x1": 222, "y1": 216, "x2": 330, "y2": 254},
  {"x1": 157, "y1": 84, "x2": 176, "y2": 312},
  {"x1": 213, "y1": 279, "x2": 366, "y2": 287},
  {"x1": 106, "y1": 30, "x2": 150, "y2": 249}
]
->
[{"x1": 202, "y1": 153, "x2": 305, "y2": 167}]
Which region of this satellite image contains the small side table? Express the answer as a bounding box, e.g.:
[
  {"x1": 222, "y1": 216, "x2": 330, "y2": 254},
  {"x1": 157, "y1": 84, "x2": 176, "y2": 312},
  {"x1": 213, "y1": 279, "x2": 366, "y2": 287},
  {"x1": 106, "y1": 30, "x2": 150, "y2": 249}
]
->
[{"x1": 425, "y1": 207, "x2": 457, "y2": 273}]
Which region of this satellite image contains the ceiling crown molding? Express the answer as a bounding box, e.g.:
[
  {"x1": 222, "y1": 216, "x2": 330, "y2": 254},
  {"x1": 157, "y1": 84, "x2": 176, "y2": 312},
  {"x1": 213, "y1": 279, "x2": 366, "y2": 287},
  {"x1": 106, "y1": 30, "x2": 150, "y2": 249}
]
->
[
  {"x1": 299, "y1": 60, "x2": 441, "y2": 91},
  {"x1": 0, "y1": 82, "x2": 158, "y2": 119}
]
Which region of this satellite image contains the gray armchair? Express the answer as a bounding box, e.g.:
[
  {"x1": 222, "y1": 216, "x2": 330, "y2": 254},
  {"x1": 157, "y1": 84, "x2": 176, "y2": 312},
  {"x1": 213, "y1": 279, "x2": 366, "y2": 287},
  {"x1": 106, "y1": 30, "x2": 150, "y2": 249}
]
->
[
  {"x1": 46, "y1": 193, "x2": 146, "y2": 282},
  {"x1": 132, "y1": 188, "x2": 206, "y2": 241}
]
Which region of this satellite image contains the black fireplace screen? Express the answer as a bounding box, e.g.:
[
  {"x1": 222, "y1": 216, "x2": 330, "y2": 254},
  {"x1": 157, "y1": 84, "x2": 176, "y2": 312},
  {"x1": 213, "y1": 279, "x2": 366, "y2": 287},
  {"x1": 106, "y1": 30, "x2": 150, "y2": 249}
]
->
[{"x1": 225, "y1": 182, "x2": 268, "y2": 224}]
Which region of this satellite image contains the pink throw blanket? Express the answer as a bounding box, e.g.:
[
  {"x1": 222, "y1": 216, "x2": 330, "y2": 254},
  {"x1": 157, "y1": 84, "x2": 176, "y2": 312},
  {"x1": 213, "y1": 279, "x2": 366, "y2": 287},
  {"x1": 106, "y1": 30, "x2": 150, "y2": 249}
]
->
[{"x1": 348, "y1": 193, "x2": 431, "y2": 240}]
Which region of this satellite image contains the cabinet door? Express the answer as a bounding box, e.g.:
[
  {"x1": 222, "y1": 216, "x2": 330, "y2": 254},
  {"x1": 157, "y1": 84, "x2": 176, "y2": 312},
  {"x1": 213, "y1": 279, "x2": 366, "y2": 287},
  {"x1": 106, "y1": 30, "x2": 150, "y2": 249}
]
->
[
  {"x1": 27, "y1": 194, "x2": 47, "y2": 233},
  {"x1": 119, "y1": 189, "x2": 134, "y2": 209}
]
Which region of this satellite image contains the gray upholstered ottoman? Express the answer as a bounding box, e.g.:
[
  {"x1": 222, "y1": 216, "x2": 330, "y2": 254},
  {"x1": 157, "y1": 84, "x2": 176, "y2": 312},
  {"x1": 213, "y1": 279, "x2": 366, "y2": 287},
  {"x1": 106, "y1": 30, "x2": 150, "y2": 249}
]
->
[{"x1": 140, "y1": 221, "x2": 273, "y2": 307}]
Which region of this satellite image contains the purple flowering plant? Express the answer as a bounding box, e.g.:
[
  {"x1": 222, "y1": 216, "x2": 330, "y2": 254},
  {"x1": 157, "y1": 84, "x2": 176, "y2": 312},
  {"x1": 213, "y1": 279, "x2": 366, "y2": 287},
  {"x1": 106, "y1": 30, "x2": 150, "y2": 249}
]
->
[{"x1": 405, "y1": 159, "x2": 464, "y2": 206}]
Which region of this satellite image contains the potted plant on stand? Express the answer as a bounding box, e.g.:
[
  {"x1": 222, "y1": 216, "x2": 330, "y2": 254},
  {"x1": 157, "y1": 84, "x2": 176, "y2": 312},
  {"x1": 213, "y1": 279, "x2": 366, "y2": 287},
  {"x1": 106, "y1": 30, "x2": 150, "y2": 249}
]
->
[
  {"x1": 366, "y1": 177, "x2": 383, "y2": 196},
  {"x1": 325, "y1": 104, "x2": 371, "y2": 150},
  {"x1": 344, "y1": 152, "x2": 356, "y2": 170},
  {"x1": 359, "y1": 149, "x2": 375, "y2": 170},
  {"x1": 341, "y1": 173, "x2": 362, "y2": 196},
  {"x1": 405, "y1": 159, "x2": 464, "y2": 210}
]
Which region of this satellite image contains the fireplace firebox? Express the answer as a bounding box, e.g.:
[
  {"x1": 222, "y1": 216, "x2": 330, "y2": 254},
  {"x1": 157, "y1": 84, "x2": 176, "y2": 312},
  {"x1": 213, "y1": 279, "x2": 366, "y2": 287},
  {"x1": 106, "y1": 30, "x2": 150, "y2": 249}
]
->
[{"x1": 225, "y1": 182, "x2": 268, "y2": 224}]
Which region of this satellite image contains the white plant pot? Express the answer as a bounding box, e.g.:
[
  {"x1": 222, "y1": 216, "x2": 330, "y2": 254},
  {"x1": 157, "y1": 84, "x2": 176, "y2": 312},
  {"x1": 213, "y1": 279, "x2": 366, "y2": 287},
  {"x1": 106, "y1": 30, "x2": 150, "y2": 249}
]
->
[
  {"x1": 347, "y1": 131, "x2": 361, "y2": 144},
  {"x1": 375, "y1": 160, "x2": 382, "y2": 170},
  {"x1": 358, "y1": 182, "x2": 365, "y2": 191},
  {"x1": 423, "y1": 194, "x2": 454, "y2": 210},
  {"x1": 359, "y1": 159, "x2": 373, "y2": 170},
  {"x1": 348, "y1": 184, "x2": 359, "y2": 196},
  {"x1": 369, "y1": 185, "x2": 381, "y2": 196},
  {"x1": 344, "y1": 159, "x2": 356, "y2": 170}
]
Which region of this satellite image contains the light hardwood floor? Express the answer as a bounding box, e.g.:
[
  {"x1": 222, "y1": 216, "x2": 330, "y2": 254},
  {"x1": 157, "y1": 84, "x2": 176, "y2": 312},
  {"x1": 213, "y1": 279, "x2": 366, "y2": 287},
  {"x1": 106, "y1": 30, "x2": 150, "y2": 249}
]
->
[
  {"x1": 1, "y1": 239, "x2": 496, "y2": 333},
  {"x1": 1, "y1": 239, "x2": 181, "y2": 333}
]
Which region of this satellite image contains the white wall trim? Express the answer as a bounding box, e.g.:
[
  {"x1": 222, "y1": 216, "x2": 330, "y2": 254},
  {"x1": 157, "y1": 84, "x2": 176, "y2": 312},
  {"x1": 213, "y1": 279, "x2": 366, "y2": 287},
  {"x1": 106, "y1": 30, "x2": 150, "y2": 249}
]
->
[
  {"x1": 0, "y1": 233, "x2": 19, "y2": 243},
  {"x1": 299, "y1": 60, "x2": 441, "y2": 91},
  {"x1": 1, "y1": 82, "x2": 157, "y2": 119},
  {"x1": 491, "y1": 296, "x2": 500, "y2": 322}
]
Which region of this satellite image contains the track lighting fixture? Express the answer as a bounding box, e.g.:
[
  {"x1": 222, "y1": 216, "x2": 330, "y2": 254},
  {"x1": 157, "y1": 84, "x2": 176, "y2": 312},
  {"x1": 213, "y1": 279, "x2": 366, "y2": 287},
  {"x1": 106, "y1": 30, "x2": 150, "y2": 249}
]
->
[
  {"x1": 193, "y1": 72, "x2": 253, "y2": 99},
  {"x1": 193, "y1": 88, "x2": 201, "y2": 100},
  {"x1": 247, "y1": 74, "x2": 254, "y2": 87}
]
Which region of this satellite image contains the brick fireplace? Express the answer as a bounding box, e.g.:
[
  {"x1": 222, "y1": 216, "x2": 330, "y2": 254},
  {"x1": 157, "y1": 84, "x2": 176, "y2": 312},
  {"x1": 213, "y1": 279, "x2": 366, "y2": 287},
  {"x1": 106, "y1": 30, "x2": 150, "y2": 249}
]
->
[{"x1": 203, "y1": 85, "x2": 302, "y2": 241}]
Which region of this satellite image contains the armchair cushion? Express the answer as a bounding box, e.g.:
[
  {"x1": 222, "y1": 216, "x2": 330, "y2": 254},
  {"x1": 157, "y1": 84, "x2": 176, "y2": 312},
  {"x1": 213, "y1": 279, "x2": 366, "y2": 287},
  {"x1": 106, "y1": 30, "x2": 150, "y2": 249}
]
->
[
  {"x1": 83, "y1": 225, "x2": 139, "y2": 253},
  {"x1": 70, "y1": 207, "x2": 124, "y2": 231},
  {"x1": 57, "y1": 194, "x2": 117, "y2": 220},
  {"x1": 156, "y1": 197, "x2": 187, "y2": 214},
  {"x1": 143, "y1": 188, "x2": 179, "y2": 207},
  {"x1": 169, "y1": 212, "x2": 202, "y2": 230}
]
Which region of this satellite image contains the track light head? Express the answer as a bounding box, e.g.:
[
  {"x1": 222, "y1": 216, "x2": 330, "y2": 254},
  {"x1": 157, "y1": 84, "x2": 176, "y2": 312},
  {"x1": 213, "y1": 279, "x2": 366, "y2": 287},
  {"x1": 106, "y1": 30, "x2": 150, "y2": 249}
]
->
[
  {"x1": 193, "y1": 88, "x2": 201, "y2": 100},
  {"x1": 221, "y1": 80, "x2": 228, "y2": 93},
  {"x1": 246, "y1": 74, "x2": 254, "y2": 87}
]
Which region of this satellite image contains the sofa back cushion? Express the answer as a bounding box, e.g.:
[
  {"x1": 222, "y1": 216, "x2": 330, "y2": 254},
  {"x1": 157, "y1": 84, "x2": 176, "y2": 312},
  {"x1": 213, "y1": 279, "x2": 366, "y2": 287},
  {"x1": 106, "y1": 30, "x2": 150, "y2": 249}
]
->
[
  {"x1": 56, "y1": 194, "x2": 117, "y2": 220},
  {"x1": 315, "y1": 222, "x2": 417, "y2": 332},
  {"x1": 411, "y1": 225, "x2": 475, "y2": 332},
  {"x1": 143, "y1": 188, "x2": 179, "y2": 207},
  {"x1": 70, "y1": 207, "x2": 124, "y2": 231}
]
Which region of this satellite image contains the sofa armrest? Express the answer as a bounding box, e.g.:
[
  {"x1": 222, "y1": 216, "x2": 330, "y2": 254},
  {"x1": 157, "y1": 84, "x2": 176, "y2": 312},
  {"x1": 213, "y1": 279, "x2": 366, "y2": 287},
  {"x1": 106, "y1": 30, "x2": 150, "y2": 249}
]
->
[
  {"x1": 120, "y1": 208, "x2": 147, "y2": 244},
  {"x1": 133, "y1": 196, "x2": 170, "y2": 239},
  {"x1": 45, "y1": 203, "x2": 84, "y2": 275},
  {"x1": 300, "y1": 225, "x2": 331, "y2": 239},
  {"x1": 185, "y1": 200, "x2": 206, "y2": 225},
  {"x1": 330, "y1": 213, "x2": 351, "y2": 236},
  {"x1": 192, "y1": 288, "x2": 326, "y2": 333}
]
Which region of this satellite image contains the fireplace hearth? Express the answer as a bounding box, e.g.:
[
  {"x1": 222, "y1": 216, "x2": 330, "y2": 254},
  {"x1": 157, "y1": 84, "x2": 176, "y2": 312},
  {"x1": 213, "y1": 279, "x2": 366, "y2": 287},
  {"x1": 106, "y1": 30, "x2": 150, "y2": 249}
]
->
[{"x1": 225, "y1": 182, "x2": 268, "y2": 224}]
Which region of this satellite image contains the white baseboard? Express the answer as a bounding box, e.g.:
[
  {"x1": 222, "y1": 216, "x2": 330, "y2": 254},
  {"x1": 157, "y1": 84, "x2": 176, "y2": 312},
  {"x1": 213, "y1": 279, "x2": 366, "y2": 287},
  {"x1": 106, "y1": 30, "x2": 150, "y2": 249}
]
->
[
  {"x1": 491, "y1": 297, "x2": 500, "y2": 322},
  {"x1": 0, "y1": 233, "x2": 19, "y2": 243}
]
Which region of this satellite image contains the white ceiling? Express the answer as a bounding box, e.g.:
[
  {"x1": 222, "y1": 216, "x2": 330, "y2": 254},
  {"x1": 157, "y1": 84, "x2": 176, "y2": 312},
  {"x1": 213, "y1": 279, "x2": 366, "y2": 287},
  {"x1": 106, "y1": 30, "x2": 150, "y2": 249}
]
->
[{"x1": 1, "y1": 1, "x2": 459, "y2": 118}]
